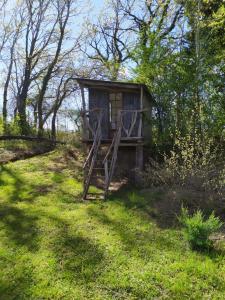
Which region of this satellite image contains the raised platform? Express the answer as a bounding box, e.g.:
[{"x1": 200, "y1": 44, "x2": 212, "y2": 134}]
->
[{"x1": 82, "y1": 137, "x2": 145, "y2": 147}]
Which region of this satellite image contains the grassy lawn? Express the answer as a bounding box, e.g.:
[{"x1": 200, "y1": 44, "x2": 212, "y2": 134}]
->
[{"x1": 0, "y1": 149, "x2": 225, "y2": 299}]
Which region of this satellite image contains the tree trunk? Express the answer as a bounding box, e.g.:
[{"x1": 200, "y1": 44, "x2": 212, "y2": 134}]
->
[
  {"x1": 17, "y1": 93, "x2": 29, "y2": 135},
  {"x1": 3, "y1": 71, "x2": 12, "y2": 132},
  {"x1": 37, "y1": 2, "x2": 70, "y2": 137},
  {"x1": 51, "y1": 112, "x2": 57, "y2": 140},
  {"x1": 16, "y1": 62, "x2": 32, "y2": 135},
  {"x1": 33, "y1": 103, "x2": 38, "y2": 131},
  {"x1": 2, "y1": 34, "x2": 18, "y2": 133}
]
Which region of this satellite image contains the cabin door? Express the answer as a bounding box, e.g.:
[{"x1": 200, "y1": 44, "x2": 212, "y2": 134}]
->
[
  {"x1": 122, "y1": 92, "x2": 140, "y2": 137},
  {"x1": 89, "y1": 88, "x2": 109, "y2": 139}
]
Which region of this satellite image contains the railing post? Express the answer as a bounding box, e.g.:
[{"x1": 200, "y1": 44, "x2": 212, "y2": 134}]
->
[
  {"x1": 138, "y1": 111, "x2": 142, "y2": 138},
  {"x1": 80, "y1": 84, "x2": 89, "y2": 140},
  {"x1": 138, "y1": 86, "x2": 143, "y2": 138},
  {"x1": 81, "y1": 111, "x2": 88, "y2": 140}
]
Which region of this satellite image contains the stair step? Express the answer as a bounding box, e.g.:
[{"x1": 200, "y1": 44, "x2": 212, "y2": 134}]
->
[
  {"x1": 85, "y1": 194, "x2": 105, "y2": 200},
  {"x1": 83, "y1": 124, "x2": 122, "y2": 200},
  {"x1": 87, "y1": 192, "x2": 105, "y2": 195}
]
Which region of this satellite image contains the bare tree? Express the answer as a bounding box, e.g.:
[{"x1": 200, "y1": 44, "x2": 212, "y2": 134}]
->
[
  {"x1": 0, "y1": 0, "x2": 10, "y2": 54},
  {"x1": 1, "y1": 0, "x2": 84, "y2": 137},
  {"x1": 119, "y1": 0, "x2": 183, "y2": 47},
  {"x1": 2, "y1": 4, "x2": 23, "y2": 131},
  {"x1": 37, "y1": 0, "x2": 74, "y2": 136},
  {"x1": 50, "y1": 75, "x2": 77, "y2": 139},
  {"x1": 14, "y1": 0, "x2": 60, "y2": 134},
  {"x1": 84, "y1": 0, "x2": 132, "y2": 80}
]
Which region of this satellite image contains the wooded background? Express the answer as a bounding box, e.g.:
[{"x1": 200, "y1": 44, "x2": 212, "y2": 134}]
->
[{"x1": 0, "y1": 0, "x2": 224, "y2": 148}]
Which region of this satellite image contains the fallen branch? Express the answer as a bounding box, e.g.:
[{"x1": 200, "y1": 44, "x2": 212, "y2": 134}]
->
[{"x1": 0, "y1": 135, "x2": 65, "y2": 144}]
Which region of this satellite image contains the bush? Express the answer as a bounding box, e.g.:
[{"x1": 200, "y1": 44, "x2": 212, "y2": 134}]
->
[
  {"x1": 141, "y1": 133, "x2": 225, "y2": 196},
  {"x1": 179, "y1": 207, "x2": 223, "y2": 250}
]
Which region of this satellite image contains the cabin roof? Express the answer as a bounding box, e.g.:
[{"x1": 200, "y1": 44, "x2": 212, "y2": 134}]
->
[{"x1": 75, "y1": 78, "x2": 153, "y2": 100}]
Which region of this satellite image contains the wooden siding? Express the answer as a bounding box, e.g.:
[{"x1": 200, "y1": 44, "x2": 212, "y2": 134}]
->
[
  {"x1": 87, "y1": 87, "x2": 151, "y2": 141},
  {"x1": 89, "y1": 88, "x2": 109, "y2": 139},
  {"x1": 122, "y1": 92, "x2": 140, "y2": 137}
]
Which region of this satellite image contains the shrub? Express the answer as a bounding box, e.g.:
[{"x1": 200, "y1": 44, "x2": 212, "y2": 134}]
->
[
  {"x1": 141, "y1": 133, "x2": 225, "y2": 196},
  {"x1": 179, "y1": 207, "x2": 223, "y2": 250}
]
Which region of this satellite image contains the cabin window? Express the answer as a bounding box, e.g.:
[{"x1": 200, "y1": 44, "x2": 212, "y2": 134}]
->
[{"x1": 109, "y1": 92, "x2": 122, "y2": 129}]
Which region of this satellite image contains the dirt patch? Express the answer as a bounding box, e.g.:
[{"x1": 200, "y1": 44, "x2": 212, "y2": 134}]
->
[
  {"x1": 139, "y1": 186, "x2": 225, "y2": 228},
  {"x1": 0, "y1": 148, "x2": 53, "y2": 164},
  {"x1": 47, "y1": 148, "x2": 83, "y2": 173},
  {"x1": 34, "y1": 184, "x2": 53, "y2": 195},
  {"x1": 0, "y1": 143, "x2": 54, "y2": 164}
]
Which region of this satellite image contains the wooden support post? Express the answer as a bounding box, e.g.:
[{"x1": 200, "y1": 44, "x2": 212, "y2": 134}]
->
[
  {"x1": 135, "y1": 145, "x2": 143, "y2": 185},
  {"x1": 80, "y1": 84, "x2": 86, "y2": 110},
  {"x1": 80, "y1": 84, "x2": 88, "y2": 140},
  {"x1": 138, "y1": 86, "x2": 143, "y2": 138}
]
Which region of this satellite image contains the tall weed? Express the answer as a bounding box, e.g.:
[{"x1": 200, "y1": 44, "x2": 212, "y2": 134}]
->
[{"x1": 179, "y1": 207, "x2": 223, "y2": 250}]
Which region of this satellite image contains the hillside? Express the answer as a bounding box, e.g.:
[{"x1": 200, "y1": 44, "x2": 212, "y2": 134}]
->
[{"x1": 0, "y1": 149, "x2": 225, "y2": 299}]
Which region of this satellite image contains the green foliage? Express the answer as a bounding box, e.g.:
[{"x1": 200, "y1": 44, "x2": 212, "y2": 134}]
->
[
  {"x1": 167, "y1": 133, "x2": 213, "y2": 180},
  {"x1": 142, "y1": 132, "x2": 225, "y2": 196},
  {"x1": 0, "y1": 115, "x2": 36, "y2": 136},
  {"x1": 7, "y1": 116, "x2": 23, "y2": 135},
  {"x1": 180, "y1": 207, "x2": 223, "y2": 250},
  {"x1": 166, "y1": 133, "x2": 225, "y2": 193},
  {"x1": 0, "y1": 117, "x2": 3, "y2": 135},
  {"x1": 132, "y1": 0, "x2": 225, "y2": 150}
]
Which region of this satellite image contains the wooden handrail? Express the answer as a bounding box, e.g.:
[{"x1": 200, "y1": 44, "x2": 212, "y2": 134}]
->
[
  {"x1": 83, "y1": 109, "x2": 103, "y2": 199},
  {"x1": 83, "y1": 110, "x2": 103, "y2": 169},
  {"x1": 120, "y1": 109, "x2": 150, "y2": 113},
  {"x1": 120, "y1": 110, "x2": 144, "y2": 138},
  {"x1": 81, "y1": 108, "x2": 107, "y2": 140},
  {"x1": 103, "y1": 112, "x2": 123, "y2": 197},
  {"x1": 103, "y1": 112, "x2": 122, "y2": 164},
  {"x1": 103, "y1": 129, "x2": 117, "y2": 164},
  {"x1": 82, "y1": 109, "x2": 150, "y2": 139}
]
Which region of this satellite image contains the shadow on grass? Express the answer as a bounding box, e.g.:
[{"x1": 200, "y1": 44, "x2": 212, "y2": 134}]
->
[
  {"x1": 108, "y1": 184, "x2": 180, "y2": 229},
  {"x1": 0, "y1": 261, "x2": 35, "y2": 299},
  {"x1": 34, "y1": 211, "x2": 106, "y2": 284},
  {"x1": 0, "y1": 165, "x2": 54, "y2": 203},
  {"x1": 109, "y1": 184, "x2": 225, "y2": 230},
  {"x1": 0, "y1": 205, "x2": 106, "y2": 296},
  {"x1": 54, "y1": 229, "x2": 105, "y2": 283},
  {"x1": 106, "y1": 185, "x2": 225, "y2": 259},
  {"x1": 87, "y1": 204, "x2": 181, "y2": 254},
  {"x1": 0, "y1": 203, "x2": 39, "y2": 251},
  {"x1": 0, "y1": 165, "x2": 30, "y2": 202}
]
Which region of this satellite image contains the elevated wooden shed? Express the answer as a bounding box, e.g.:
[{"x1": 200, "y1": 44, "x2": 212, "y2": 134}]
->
[{"x1": 76, "y1": 78, "x2": 153, "y2": 199}]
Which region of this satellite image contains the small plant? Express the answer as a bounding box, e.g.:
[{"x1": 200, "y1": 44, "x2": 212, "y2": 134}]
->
[{"x1": 179, "y1": 207, "x2": 223, "y2": 250}]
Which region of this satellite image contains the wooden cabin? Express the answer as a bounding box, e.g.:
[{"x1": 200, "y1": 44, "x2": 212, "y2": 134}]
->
[{"x1": 76, "y1": 78, "x2": 153, "y2": 199}]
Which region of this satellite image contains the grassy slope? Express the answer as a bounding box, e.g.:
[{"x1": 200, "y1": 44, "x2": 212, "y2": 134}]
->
[
  {"x1": 0, "y1": 150, "x2": 224, "y2": 300},
  {"x1": 0, "y1": 140, "x2": 54, "y2": 163}
]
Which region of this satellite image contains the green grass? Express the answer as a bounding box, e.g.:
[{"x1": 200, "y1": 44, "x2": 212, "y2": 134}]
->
[{"x1": 0, "y1": 150, "x2": 225, "y2": 299}]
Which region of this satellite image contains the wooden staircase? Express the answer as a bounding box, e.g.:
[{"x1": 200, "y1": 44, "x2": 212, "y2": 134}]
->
[
  {"x1": 83, "y1": 109, "x2": 103, "y2": 199},
  {"x1": 83, "y1": 111, "x2": 122, "y2": 200},
  {"x1": 103, "y1": 115, "x2": 122, "y2": 198}
]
